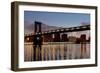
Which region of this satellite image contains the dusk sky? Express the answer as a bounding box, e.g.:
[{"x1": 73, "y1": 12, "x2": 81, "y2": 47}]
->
[{"x1": 24, "y1": 11, "x2": 90, "y2": 27}]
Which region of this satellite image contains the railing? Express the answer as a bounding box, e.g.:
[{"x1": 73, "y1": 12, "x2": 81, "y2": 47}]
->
[{"x1": 24, "y1": 42, "x2": 90, "y2": 61}]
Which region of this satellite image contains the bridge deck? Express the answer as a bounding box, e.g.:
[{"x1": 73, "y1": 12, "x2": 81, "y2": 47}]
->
[{"x1": 25, "y1": 25, "x2": 90, "y2": 36}]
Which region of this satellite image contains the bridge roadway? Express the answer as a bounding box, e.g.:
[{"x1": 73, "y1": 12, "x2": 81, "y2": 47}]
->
[{"x1": 25, "y1": 25, "x2": 90, "y2": 36}]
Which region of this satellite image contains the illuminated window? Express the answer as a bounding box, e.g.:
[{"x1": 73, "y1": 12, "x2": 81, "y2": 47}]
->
[{"x1": 26, "y1": 37, "x2": 29, "y2": 41}]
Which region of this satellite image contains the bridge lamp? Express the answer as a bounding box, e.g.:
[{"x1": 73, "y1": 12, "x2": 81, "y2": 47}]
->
[
  {"x1": 61, "y1": 29, "x2": 64, "y2": 31},
  {"x1": 36, "y1": 33, "x2": 39, "y2": 35},
  {"x1": 57, "y1": 29, "x2": 60, "y2": 32},
  {"x1": 42, "y1": 32, "x2": 44, "y2": 34},
  {"x1": 48, "y1": 31, "x2": 51, "y2": 33},
  {"x1": 76, "y1": 27, "x2": 80, "y2": 29},
  {"x1": 38, "y1": 32, "x2": 41, "y2": 34},
  {"x1": 26, "y1": 37, "x2": 29, "y2": 41},
  {"x1": 45, "y1": 32, "x2": 48, "y2": 34},
  {"x1": 65, "y1": 28, "x2": 69, "y2": 31},
  {"x1": 52, "y1": 30, "x2": 55, "y2": 32},
  {"x1": 70, "y1": 28, "x2": 74, "y2": 30},
  {"x1": 37, "y1": 37, "x2": 40, "y2": 40},
  {"x1": 82, "y1": 26, "x2": 87, "y2": 28}
]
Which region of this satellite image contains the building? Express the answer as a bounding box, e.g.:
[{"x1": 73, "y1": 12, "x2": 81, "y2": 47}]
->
[
  {"x1": 61, "y1": 34, "x2": 68, "y2": 42},
  {"x1": 68, "y1": 36, "x2": 77, "y2": 43}
]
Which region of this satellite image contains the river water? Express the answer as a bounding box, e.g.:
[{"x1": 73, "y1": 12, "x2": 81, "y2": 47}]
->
[{"x1": 24, "y1": 42, "x2": 90, "y2": 61}]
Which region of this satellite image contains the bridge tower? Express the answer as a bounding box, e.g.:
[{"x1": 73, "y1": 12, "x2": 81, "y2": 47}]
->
[
  {"x1": 34, "y1": 21, "x2": 41, "y2": 33},
  {"x1": 33, "y1": 21, "x2": 43, "y2": 61}
]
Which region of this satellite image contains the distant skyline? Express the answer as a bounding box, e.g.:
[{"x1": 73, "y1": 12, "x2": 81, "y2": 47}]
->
[{"x1": 24, "y1": 11, "x2": 90, "y2": 28}]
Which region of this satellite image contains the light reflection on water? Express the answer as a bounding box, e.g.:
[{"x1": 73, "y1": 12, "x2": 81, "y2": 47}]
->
[{"x1": 24, "y1": 42, "x2": 90, "y2": 61}]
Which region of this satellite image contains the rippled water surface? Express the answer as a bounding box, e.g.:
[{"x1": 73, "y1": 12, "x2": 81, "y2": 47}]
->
[{"x1": 24, "y1": 42, "x2": 90, "y2": 61}]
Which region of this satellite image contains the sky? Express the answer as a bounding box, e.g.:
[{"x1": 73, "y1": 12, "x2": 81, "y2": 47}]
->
[{"x1": 24, "y1": 11, "x2": 90, "y2": 28}]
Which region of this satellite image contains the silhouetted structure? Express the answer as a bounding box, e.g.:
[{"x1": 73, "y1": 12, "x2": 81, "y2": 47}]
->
[
  {"x1": 80, "y1": 34, "x2": 86, "y2": 42},
  {"x1": 61, "y1": 34, "x2": 68, "y2": 42},
  {"x1": 33, "y1": 21, "x2": 43, "y2": 61},
  {"x1": 53, "y1": 33, "x2": 60, "y2": 42},
  {"x1": 25, "y1": 24, "x2": 90, "y2": 43}
]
